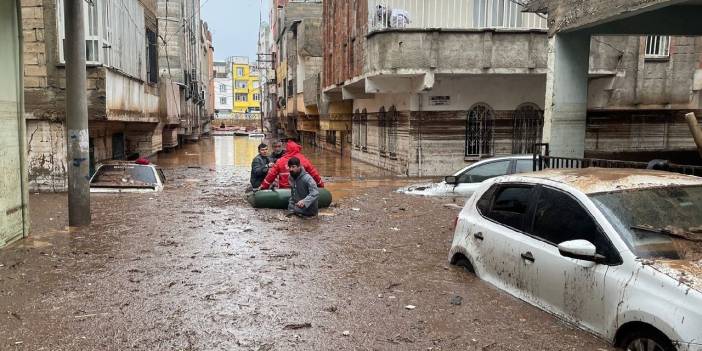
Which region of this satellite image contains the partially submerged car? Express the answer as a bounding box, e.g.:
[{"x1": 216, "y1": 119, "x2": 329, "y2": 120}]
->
[
  {"x1": 90, "y1": 162, "x2": 166, "y2": 193},
  {"x1": 449, "y1": 168, "x2": 702, "y2": 351},
  {"x1": 398, "y1": 155, "x2": 534, "y2": 197}
]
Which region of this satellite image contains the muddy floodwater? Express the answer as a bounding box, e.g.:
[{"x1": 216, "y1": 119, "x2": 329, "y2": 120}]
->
[{"x1": 0, "y1": 136, "x2": 613, "y2": 350}]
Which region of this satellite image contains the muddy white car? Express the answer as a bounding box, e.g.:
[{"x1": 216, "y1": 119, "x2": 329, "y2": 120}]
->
[
  {"x1": 90, "y1": 163, "x2": 166, "y2": 193},
  {"x1": 398, "y1": 155, "x2": 534, "y2": 197},
  {"x1": 449, "y1": 168, "x2": 702, "y2": 351}
]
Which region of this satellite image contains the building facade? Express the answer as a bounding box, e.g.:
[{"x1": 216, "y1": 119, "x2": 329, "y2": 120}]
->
[
  {"x1": 231, "y1": 57, "x2": 262, "y2": 119},
  {"x1": 213, "y1": 60, "x2": 233, "y2": 118},
  {"x1": 21, "y1": 0, "x2": 213, "y2": 192},
  {"x1": 1, "y1": 0, "x2": 30, "y2": 247}
]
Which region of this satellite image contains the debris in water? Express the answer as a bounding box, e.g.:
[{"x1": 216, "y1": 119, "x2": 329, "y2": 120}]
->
[
  {"x1": 283, "y1": 323, "x2": 312, "y2": 330},
  {"x1": 351, "y1": 208, "x2": 360, "y2": 211},
  {"x1": 342, "y1": 330, "x2": 351, "y2": 336},
  {"x1": 450, "y1": 295, "x2": 463, "y2": 306},
  {"x1": 443, "y1": 204, "x2": 463, "y2": 210},
  {"x1": 404, "y1": 305, "x2": 416, "y2": 310},
  {"x1": 390, "y1": 227, "x2": 400, "y2": 231}
]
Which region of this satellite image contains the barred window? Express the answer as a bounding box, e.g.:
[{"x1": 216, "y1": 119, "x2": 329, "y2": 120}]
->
[
  {"x1": 645, "y1": 36, "x2": 670, "y2": 59},
  {"x1": 378, "y1": 107, "x2": 387, "y2": 155},
  {"x1": 387, "y1": 106, "x2": 399, "y2": 158},
  {"x1": 465, "y1": 103, "x2": 495, "y2": 158},
  {"x1": 361, "y1": 109, "x2": 368, "y2": 150},
  {"x1": 352, "y1": 109, "x2": 360, "y2": 149},
  {"x1": 511, "y1": 103, "x2": 543, "y2": 154}
]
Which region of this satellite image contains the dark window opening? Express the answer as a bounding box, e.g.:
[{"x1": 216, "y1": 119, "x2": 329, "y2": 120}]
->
[
  {"x1": 146, "y1": 29, "x2": 159, "y2": 84},
  {"x1": 387, "y1": 106, "x2": 399, "y2": 158},
  {"x1": 378, "y1": 107, "x2": 387, "y2": 155}
]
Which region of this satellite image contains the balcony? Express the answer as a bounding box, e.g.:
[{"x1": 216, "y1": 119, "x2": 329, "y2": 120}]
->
[
  {"x1": 367, "y1": 0, "x2": 547, "y2": 33},
  {"x1": 362, "y1": 0, "x2": 548, "y2": 88}
]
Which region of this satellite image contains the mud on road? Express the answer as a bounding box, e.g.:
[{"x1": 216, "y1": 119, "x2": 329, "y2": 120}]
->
[{"x1": 0, "y1": 164, "x2": 614, "y2": 350}]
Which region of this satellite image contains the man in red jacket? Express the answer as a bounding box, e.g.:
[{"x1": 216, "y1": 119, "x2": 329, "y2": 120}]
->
[{"x1": 259, "y1": 140, "x2": 324, "y2": 189}]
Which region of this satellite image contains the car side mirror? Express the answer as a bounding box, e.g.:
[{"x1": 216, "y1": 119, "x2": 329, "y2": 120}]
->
[
  {"x1": 445, "y1": 176, "x2": 458, "y2": 185},
  {"x1": 558, "y1": 240, "x2": 605, "y2": 263}
]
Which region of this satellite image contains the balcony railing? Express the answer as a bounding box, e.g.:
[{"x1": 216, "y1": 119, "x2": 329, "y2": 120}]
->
[{"x1": 368, "y1": 0, "x2": 547, "y2": 32}]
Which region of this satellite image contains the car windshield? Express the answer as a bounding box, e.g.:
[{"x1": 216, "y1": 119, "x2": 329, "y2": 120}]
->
[
  {"x1": 91, "y1": 165, "x2": 158, "y2": 188},
  {"x1": 590, "y1": 185, "x2": 702, "y2": 260}
]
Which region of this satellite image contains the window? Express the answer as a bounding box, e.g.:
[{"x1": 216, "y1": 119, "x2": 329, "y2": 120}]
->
[
  {"x1": 146, "y1": 28, "x2": 158, "y2": 84},
  {"x1": 474, "y1": 0, "x2": 524, "y2": 28},
  {"x1": 237, "y1": 67, "x2": 245, "y2": 76},
  {"x1": 56, "y1": 0, "x2": 145, "y2": 78},
  {"x1": 465, "y1": 103, "x2": 495, "y2": 158},
  {"x1": 253, "y1": 93, "x2": 261, "y2": 101},
  {"x1": 361, "y1": 109, "x2": 368, "y2": 150},
  {"x1": 235, "y1": 80, "x2": 248, "y2": 89},
  {"x1": 531, "y1": 187, "x2": 618, "y2": 260},
  {"x1": 645, "y1": 36, "x2": 670, "y2": 59},
  {"x1": 352, "y1": 110, "x2": 360, "y2": 149},
  {"x1": 235, "y1": 93, "x2": 248, "y2": 102},
  {"x1": 387, "y1": 106, "x2": 399, "y2": 158},
  {"x1": 220, "y1": 85, "x2": 227, "y2": 93},
  {"x1": 378, "y1": 107, "x2": 387, "y2": 155},
  {"x1": 485, "y1": 185, "x2": 534, "y2": 231},
  {"x1": 512, "y1": 103, "x2": 543, "y2": 154},
  {"x1": 253, "y1": 81, "x2": 260, "y2": 89},
  {"x1": 326, "y1": 130, "x2": 337, "y2": 145},
  {"x1": 514, "y1": 159, "x2": 534, "y2": 174},
  {"x1": 219, "y1": 97, "x2": 227, "y2": 105},
  {"x1": 458, "y1": 160, "x2": 511, "y2": 184}
]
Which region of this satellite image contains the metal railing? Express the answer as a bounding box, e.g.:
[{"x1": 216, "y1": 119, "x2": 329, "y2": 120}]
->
[
  {"x1": 532, "y1": 143, "x2": 702, "y2": 177},
  {"x1": 645, "y1": 35, "x2": 670, "y2": 59},
  {"x1": 368, "y1": 0, "x2": 548, "y2": 32}
]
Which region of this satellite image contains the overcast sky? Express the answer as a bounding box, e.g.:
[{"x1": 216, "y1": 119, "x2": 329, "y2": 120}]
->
[{"x1": 202, "y1": 0, "x2": 270, "y2": 62}]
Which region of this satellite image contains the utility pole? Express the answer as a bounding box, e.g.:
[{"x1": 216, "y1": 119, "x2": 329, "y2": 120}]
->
[{"x1": 64, "y1": 0, "x2": 91, "y2": 226}]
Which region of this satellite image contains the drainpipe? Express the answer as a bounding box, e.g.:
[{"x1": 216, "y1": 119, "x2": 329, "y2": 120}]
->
[{"x1": 684, "y1": 112, "x2": 702, "y2": 159}]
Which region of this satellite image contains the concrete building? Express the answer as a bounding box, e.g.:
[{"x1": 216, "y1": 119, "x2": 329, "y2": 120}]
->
[
  {"x1": 213, "y1": 60, "x2": 233, "y2": 119},
  {"x1": 22, "y1": 0, "x2": 163, "y2": 191},
  {"x1": 1, "y1": 0, "x2": 30, "y2": 247},
  {"x1": 319, "y1": 0, "x2": 549, "y2": 176},
  {"x1": 258, "y1": 21, "x2": 276, "y2": 134},
  {"x1": 157, "y1": 0, "x2": 213, "y2": 143},
  {"x1": 526, "y1": 0, "x2": 702, "y2": 164},
  {"x1": 270, "y1": 0, "x2": 323, "y2": 142},
  {"x1": 232, "y1": 57, "x2": 262, "y2": 119}
]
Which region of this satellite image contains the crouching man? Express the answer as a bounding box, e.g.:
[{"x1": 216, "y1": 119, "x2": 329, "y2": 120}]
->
[{"x1": 287, "y1": 156, "x2": 319, "y2": 218}]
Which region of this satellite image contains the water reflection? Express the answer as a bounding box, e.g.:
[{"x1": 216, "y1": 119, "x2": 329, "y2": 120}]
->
[{"x1": 158, "y1": 136, "x2": 391, "y2": 179}]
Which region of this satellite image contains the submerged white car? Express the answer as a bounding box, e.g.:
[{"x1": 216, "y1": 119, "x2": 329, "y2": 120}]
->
[
  {"x1": 398, "y1": 155, "x2": 534, "y2": 197},
  {"x1": 449, "y1": 168, "x2": 702, "y2": 351},
  {"x1": 90, "y1": 163, "x2": 166, "y2": 193}
]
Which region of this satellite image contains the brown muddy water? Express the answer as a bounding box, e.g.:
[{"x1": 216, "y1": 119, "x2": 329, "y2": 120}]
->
[{"x1": 0, "y1": 137, "x2": 613, "y2": 350}]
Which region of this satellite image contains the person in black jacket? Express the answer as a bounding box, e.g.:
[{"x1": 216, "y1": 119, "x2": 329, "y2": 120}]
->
[
  {"x1": 269, "y1": 141, "x2": 284, "y2": 164},
  {"x1": 250, "y1": 143, "x2": 273, "y2": 189}
]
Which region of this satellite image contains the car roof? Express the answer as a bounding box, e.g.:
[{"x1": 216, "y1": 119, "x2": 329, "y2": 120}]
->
[
  {"x1": 453, "y1": 155, "x2": 533, "y2": 175},
  {"x1": 98, "y1": 161, "x2": 156, "y2": 168},
  {"x1": 502, "y1": 167, "x2": 702, "y2": 194}
]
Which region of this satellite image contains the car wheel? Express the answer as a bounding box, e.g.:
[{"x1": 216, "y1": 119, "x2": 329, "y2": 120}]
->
[
  {"x1": 453, "y1": 255, "x2": 475, "y2": 274},
  {"x1": 621, "y1": 330, "x2": 675, "y2": 351}
]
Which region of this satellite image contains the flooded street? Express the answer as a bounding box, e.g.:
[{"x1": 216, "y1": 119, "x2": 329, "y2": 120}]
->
[{"x1": 1, "y1": 137, "x2": 612, "y2": 350}]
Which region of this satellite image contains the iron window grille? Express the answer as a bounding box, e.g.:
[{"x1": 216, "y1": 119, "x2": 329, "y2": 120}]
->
[
  {"x1": 645, "y1": 36, "x2": 670, "y2": 59},
  {"x1": 361, "y1": 109, "x2": 368, "y2": 151},
  {"x1": 378, "y1": 107, "x2": 387, "y2": 156},
  {"x1": 511, "y1": 103, "x2": 543, "y2": 154},
  {"x1": 465, "y1": 103, "x2": 495, "y2": 158},
  {"x1": 387, "y1": 106, "x2": 399, "y2": 159}
]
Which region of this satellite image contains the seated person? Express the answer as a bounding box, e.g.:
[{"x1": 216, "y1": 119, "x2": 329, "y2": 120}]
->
[{"x1": 287, "y1": 156, "x2": 319, "y2": 218}]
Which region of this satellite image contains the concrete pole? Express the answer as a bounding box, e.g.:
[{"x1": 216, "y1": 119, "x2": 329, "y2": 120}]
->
[
  {"x1": 684, "y1": 112, "x2": 702, "y2": 159},
  {"x1": 64, "y1": 0, "x2": 91, "y2": 226},
  {"x1": 542, "y1": 32, "x2": 591, "y2": 158}
]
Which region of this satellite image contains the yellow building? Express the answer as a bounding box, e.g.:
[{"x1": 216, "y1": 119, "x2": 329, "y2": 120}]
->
[{"x1": 232, "y1": 61, "x2": 261, "y2": 118}]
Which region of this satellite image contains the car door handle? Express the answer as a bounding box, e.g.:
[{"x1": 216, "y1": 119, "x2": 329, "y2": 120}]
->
[
  {"x1": 473, "y1": 232, "x2": 484, "y2": 240},
  {"x1": 521, "y1": 251, "x2": 535, "y2": 263}
]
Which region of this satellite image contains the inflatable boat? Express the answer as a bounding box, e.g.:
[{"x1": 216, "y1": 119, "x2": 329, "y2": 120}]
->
[{"x1": 247, "y1": 188, "x2": 333, "y2": 209}]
